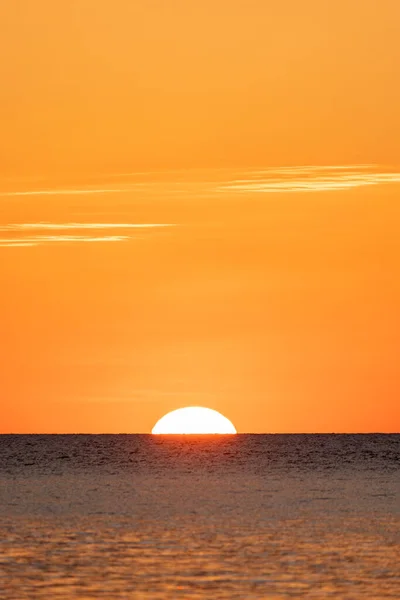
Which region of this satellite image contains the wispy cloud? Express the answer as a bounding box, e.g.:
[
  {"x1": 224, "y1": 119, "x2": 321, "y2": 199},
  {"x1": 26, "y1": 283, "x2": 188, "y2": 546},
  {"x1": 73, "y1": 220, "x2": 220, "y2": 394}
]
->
[
  {"x1": 2, "y1": 164, "x2": 399, "y2": 199},
  {"x1": 0, "y1": 223, "x2": 174, "y2": 232},
  {"x1": 217, "y1": 165, "x2": 400, "y2": 193},
  {"x1": 0, "y1": 223, "x2": 176, "y2": 248},
  {"x1": 0, "y1": 235, "x2": 130, "y2": 245},
  {"x1": 0, "y1": 242, "x2": 37, "y2": 247},
  {"x1": 1, "y1": 165, "x2": 399, "y2": 248},
  {"x1": 0, "y1": 188, "x2": 133, "y2": 197}
]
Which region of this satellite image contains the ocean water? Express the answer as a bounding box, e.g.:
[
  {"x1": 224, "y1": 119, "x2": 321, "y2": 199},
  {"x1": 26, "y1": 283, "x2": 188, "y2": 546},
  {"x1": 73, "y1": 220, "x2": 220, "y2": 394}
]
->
[{"x1": 0, "y1": 435, "x2": 399, "y2": 599}]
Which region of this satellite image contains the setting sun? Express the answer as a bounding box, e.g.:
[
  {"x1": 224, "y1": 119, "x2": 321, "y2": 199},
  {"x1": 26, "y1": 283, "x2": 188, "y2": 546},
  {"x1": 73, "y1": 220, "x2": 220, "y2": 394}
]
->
[{"x1": 151, "y1": 407, "x2": 237, "y2": 435}]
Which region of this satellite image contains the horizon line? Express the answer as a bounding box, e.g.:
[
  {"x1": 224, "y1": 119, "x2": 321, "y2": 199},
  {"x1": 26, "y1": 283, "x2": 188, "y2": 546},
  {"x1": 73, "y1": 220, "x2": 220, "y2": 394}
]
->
[{"x1": 1, "y1": 432, "x2": 398, "y2": 435}]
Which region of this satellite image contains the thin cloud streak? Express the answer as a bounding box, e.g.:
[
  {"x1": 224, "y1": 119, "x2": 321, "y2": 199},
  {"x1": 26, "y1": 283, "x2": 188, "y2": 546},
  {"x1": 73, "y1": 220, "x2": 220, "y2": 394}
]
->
[
  {"x1": 0, "y1": 223, "x2": 176, "y2": 248},
  {"x1": 218, "y1": 165, "x2": 400, "y2": 193},
  {"x1": 0, "y1": 242, "x2": 37, "y2": 247},
  {"x1": 0, "y1": 188, "x2": 133, "y2": 197},
  {"x1": 0, "y1": 235, "x2": 130, "y2": 247},
  {"x1": 1, "y1": 223, "x2": 175, "y2": 231},
  {"x1": 2, "y1": 165, "x2": 398, "y2": 199}
]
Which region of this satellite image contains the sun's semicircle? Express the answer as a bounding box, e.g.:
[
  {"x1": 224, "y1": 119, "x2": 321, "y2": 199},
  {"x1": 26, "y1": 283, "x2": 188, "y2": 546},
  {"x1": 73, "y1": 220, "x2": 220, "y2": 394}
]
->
[{"x1": 151, "y1": 406, "x2": 237, "y2": 434}]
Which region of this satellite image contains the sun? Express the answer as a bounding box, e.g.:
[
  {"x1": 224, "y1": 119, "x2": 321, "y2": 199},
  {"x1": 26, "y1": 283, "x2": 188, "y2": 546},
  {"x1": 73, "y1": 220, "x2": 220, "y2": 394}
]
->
[{"x1": 151, "y1": 406, "x2": 237, "y2": 434}]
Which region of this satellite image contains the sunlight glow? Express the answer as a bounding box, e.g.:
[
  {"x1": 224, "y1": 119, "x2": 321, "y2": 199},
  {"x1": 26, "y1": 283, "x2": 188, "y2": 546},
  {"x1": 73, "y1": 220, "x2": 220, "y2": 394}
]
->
[{"x1": 151, "y1": 407, "x2": 237, "y2": 434}]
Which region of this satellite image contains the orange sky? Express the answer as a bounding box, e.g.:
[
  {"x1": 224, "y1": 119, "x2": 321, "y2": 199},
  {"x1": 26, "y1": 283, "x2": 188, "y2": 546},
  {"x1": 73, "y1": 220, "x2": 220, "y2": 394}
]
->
[{"x1": 1, "y1": 2, "x2": 399, "y2": 432}]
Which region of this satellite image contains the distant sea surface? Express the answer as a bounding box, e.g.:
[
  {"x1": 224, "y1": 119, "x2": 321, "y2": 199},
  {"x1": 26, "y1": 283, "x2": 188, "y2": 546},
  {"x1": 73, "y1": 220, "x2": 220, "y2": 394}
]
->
[{"x1": 0, "y1": 434, "x2": 399, "y2": 599}]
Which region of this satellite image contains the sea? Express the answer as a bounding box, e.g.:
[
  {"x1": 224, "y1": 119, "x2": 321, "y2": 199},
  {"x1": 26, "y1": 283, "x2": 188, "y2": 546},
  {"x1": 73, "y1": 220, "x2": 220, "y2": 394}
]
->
[{"x1": 0, "y1": 434, "x2": 399, "y2": 599}]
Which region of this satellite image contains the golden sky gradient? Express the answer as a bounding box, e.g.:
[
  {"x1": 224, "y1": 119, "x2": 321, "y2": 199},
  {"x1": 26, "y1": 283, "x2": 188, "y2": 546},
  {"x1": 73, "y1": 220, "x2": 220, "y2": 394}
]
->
[{"x1": 1, "y1": 2, "x2": 399, "y2": 432}]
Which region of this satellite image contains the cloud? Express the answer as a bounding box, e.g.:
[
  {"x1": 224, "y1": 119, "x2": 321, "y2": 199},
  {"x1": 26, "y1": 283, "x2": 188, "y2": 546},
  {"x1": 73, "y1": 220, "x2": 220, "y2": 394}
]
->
[
  {"x1": 1, "y1": 165, "x2": 398, "y2": 248},
  {"x1": 217, "y1": 165, "x2": 400, "y2": 193},
  {"x1": 0, "y1": 223, "x2": 176, "y2": 247},
  {"x1": 0, "y1": 188, "x2": 133, "y2": 197},
  {"x1": 0, "y1": 235, "x2": 130, "y2": 245},
  {"x1": 2, "y1": 164, "x2": 399, "y2": 200},
  {"x1": 0, "y1": 223, "x2": 175, "y2": 231},
  {"x1": 0, "y1": 242, "x2": 37, "y2": 247}
]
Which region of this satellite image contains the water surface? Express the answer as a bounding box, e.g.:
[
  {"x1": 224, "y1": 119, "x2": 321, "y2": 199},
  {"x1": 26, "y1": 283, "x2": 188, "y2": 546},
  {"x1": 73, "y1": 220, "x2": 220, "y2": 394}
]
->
[{"x1": 0, "y1": 434, "x2": 399, "y2": 598}]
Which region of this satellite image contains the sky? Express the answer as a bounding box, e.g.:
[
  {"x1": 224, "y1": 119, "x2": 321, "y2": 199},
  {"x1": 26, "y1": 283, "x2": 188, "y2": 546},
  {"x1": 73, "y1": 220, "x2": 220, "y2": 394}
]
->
[{"x1": 1, "y1": 1, "x2": 399, "y2": 432}]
